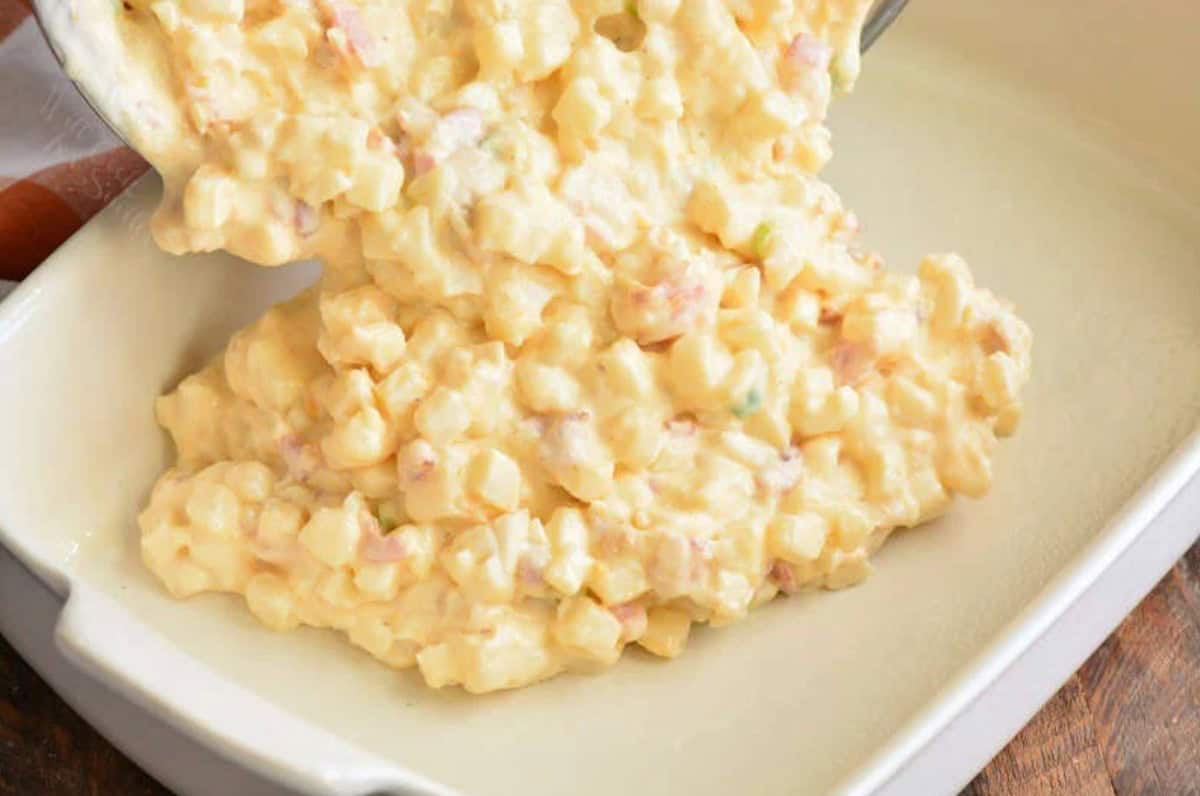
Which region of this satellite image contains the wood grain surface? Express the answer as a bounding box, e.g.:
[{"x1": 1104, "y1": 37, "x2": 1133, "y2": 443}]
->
[
  {"x1": 2, "y1": 540, "x2": 1199, "y2": 796},
  {"x1": 965, "y1": 540, "x2": 1200, "y2": 796}
]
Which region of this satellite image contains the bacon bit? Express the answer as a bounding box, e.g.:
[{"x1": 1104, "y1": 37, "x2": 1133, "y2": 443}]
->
[
  {"x1": 361, "y1": 536, "x2": 407, "y2": 563},
  {"x1": 404, "y1": 458, "x2": 435, "y2": 483},
  {"x1": 359, "y1": 509, "x2": 409, "y2": 562},
  {"x1": 783, "y1": 33, "x2": 832, "y2": 73},
  {"x1": 318, "y1": 0, "x2": 379, "y2": 68},
  {"x1": 294, "y1": 201, "x2": 319, "y2": 237},
  {"x1": 517, "y1": 557, "x2": 546, "y2": 588},
  {"x1": 612, "y1": 272, "x2": 711, "y2": 345},
  {"x1": 818, "y1": 306, "x2": 843, "y2": 326},
  {"x1": 609, "y1": 602, "x2": 648, "y2": 642},
  {"x1": 688, "y1": 538, "x2": 714, "y2": 583},
  {"x1": 686, "y1": 538, "x2": 715, "y2": 581},
  {"x1": 980, "y1": 323, "x2": 1009, "y2": 355},
  {"x1": 831, "y1": 341, "x2": 872, "y2": 386},
  {"x1": 632, "y1": 279, "x2": 705, "y2": 321},
  {"x1": 411, "y1": 108, "x2": 485, "y2": 176},
  {"x1": 672, "y1": 284, "x2": 707, "y2": 320},
  {"x1": 411, "y1": 150, "x2": 436, "y2": 177},
  {"x1": 279, "y1": 433, "x2": 320, "y2": 482},
  {"x1": 609, "y1": 601, "x2": 644, "y2": 623},
  {"x1": 769, "y1": 559, "x2": 801, "y2": 594}
]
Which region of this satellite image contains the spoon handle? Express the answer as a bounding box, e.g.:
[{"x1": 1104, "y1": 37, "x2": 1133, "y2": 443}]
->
[{"x1": 862, "y1": 0, "x2": 910, "y2": 52}]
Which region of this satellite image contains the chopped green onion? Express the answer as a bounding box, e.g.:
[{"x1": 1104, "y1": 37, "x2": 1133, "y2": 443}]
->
[
  {"x1": 376, "y1": 503, "x2": 399, "y2": 531},
  {"x1": 624, "y1": 0, "x2": 639, "y2": 18},
  {"x1": 481, "y1": 132, "x2": 506, "y2": 158},
  {"x1": 830, "y1": 63, "x2": 848, "y2": 92},
  {"x1": 731, "y1": 387, "x2": 763, "y2": 419},
  {"x1": 751, "y1": 221, "x2": 775, "y2": 260}
]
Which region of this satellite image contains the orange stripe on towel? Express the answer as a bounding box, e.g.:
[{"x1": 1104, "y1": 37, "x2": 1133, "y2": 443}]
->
[
  {"x1": 0, "y1": 0, "x2": 31, "y2": 40},
  {"x1": 0, "y1": 179, "x2": 80, "y2": 280},
  {"x1": 26, "y1": 146, "x2": 149, "y2": 220},
  {"x1": 0, "y1": 147, "x2": 149, "y2": 280}
]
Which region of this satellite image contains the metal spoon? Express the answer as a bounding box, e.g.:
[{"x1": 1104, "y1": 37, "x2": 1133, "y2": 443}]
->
[{"x1": 863, "y1": 0, "x2": 910, "y2": 52}]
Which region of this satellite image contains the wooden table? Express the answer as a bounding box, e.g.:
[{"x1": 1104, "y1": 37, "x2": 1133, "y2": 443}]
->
[{"x1": 1, "y1": 541, "x2": 1197, "y2": 795}]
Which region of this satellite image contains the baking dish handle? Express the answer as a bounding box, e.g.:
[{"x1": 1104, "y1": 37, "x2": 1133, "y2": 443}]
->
[{"x1": 53, "y1": 584, "x2": 454, "y2": 796}]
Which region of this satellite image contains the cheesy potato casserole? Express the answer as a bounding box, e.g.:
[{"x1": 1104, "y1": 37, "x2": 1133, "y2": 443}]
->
[{"x1": 132, "y1": 0, "x2": 1033, "y2": 692}]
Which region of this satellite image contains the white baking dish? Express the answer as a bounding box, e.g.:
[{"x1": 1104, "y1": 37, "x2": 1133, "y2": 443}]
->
[{"x1": 3, "y1": 1, "x2": 1199, "y2": 794}]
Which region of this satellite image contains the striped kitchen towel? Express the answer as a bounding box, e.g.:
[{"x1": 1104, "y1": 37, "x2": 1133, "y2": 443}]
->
[{"x1": 0, "y1": 0, "x2": 148, "y2": 284}]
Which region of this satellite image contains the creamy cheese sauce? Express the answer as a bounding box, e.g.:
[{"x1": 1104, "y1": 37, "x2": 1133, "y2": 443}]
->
[{"x1": 131, "y1": 0, "x2": 1033, "y2": 693}]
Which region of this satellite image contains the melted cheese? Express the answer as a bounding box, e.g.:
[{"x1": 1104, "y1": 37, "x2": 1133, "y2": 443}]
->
[{"x1": 133, "y1": 0, "x2": 1033, "y2": 693}]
